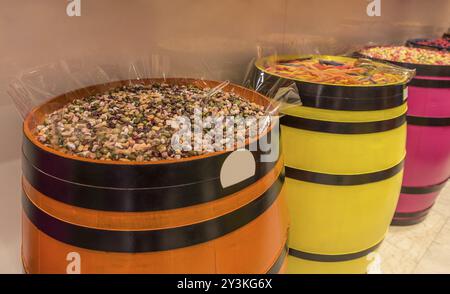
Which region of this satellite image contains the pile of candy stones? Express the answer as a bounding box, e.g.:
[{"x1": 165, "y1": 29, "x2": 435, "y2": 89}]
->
[
  {"x1": 263, "y1": 56, "x2": 409, "y2": 86},
  {"x1": 415, "y1": 38, "x2": 450, "y2": 50},
  {"x1": 359, "y1": 46, "x2": 450, "y2": 66},
  {"x1": 35, "y1": 83, "x2": 266, "y2": 162}
]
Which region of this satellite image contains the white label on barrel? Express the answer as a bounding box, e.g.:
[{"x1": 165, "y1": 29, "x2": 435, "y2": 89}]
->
[
  {"x1": 66, "y1": 252, "x2": 81, "y2": 274},
  {"x1": 403, "y1": 87, "x2": 408, "y2": 101},
  {"x1": 220, "y1": 150, "x2": 256, "y2": 188}
]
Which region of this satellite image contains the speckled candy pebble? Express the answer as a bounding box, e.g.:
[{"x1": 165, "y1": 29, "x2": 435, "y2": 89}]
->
[{"x1": 35, "y1": 84, "x2": 266, "y2": 162}]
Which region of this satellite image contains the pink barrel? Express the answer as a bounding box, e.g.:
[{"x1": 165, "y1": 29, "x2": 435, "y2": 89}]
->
[
  {"x1": 355, "y1": 48, "x2": 450, "y2": 225},
  {"x1": 393, "y1": 71, "x2": 450, "y2": 225}
]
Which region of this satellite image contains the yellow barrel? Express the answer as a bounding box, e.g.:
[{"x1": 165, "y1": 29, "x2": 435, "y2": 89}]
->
[{"x1": 252, "y1": 55, "x2": 410, "y2": 273}]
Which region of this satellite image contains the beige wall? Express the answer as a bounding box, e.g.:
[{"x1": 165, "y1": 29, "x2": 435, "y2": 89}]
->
[{"x1": 0, "y1": 0, "x2": 449, "y2": 162}]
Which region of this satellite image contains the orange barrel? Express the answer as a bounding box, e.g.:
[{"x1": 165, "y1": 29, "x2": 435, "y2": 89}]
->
[{"x1": 21, "y1": 78, "x2": 289, "y2": 274}]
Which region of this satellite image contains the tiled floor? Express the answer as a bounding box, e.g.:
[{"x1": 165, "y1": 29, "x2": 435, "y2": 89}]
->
[
  {"x1": 0, "y1": 157, "x2": 449, "y2": 273},
  {"x1": 380, "y1": 183, "x2": 450, "y2": 274}
]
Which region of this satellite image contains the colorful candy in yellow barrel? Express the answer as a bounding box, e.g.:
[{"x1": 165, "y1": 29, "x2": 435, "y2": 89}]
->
[{"x1": 252, "y1": 55, "x2": 413, "y2": 273}]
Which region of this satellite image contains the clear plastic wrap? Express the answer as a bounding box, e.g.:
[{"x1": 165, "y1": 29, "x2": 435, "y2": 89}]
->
[
  {"x1": 243, "y1": 45, "x2": 416, "y2": 111},
  {"x1": 242, "y1": 47, "x2": 303, "y2": 112},
  {"x1": 9, "y1": 54, "x2": 287, "y2": 149}
]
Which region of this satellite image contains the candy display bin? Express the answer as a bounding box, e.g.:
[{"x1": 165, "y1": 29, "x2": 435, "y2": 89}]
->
[
  {"x1": 20, "y1": 78, "x2": 288, "y2": 274},
  {"x1": 250, "y1": 54, "x2": 411, "y2": 273},
  {"x1": 0, "y1": 0, "x2": 449, "y2": 277},
  {"x1": 357, "y1": 46, "x2": 450, "y2": 226}
]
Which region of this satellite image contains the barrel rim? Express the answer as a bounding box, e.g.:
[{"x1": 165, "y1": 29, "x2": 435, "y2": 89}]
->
[
  {"x1": 254, "y1": 54, "x2": 411, "y2": 88},
  {"x1": 253, "y1": 55, "x2": 408, "y2": 111},
  {"x1": 355, "y1": 46, "x2": 450, "y2": 77},
  {"x1": 22, "y1": 124, "x2": 280, "y2": 189},
  {"x1": 406, "y1": 38, "x2": 449, "y2": 52},
  {"x1": 23, "y1": 78, "x2": 276, "y2": 166}
]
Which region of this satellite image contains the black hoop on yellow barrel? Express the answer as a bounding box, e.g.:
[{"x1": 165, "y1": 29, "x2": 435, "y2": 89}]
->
[{"x1": 253, "y1": 55, "x2": 409, "y2": 274}]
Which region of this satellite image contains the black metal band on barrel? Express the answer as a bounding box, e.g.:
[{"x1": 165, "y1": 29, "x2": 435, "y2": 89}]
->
[
  {"x1": 288, "y1": 241, "x2": 382, "y2": 262},
  {"x1": 394, "y1": 62, "x2": 450, "y2": 77},
  {"x1": 391, "y1": 215, "x2": 428, "y2": 226},
  {"x1": 266, "y1": 244, "x2": 288, "y2": 274},
  {"x1": 406, "y1": 38, "x2": 450, "y2": 52},
  {"x1": 285, "y1": 160, "x2": 404, "y2": 186},
  {"x1": 409, "y1": 78, "x2": 450, "y2": 88},
  {"x1": 22, "y1": 126, "x2": 279, "y2": 189},
  {"x1": 22, "y1": 155, "x2": 280, "y2": 212},
  {"x1": 407, "y1": 116, "x2": 450, "y2": 126},
  {"x1": 252, "y1": 68, "x2": 406, "y2": 111},
  {"x1": 22, "y1": 174, "x2": 284, "y2": 253},
  {"x1": 292, "y1": 89, "x2": 405, "y2": 112},
  {"x1": 280, "y1": 115, "x2": 405, "y2": 134},
  {"x1": 401, "y1": 179, "x2": 448, "y2": 195},
  {"x1": 392, "y1": 206, "x2": 434, "y2": 226},
  {"x1": 393, "y1": 205, "x2": 434, "y2": 219}
]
